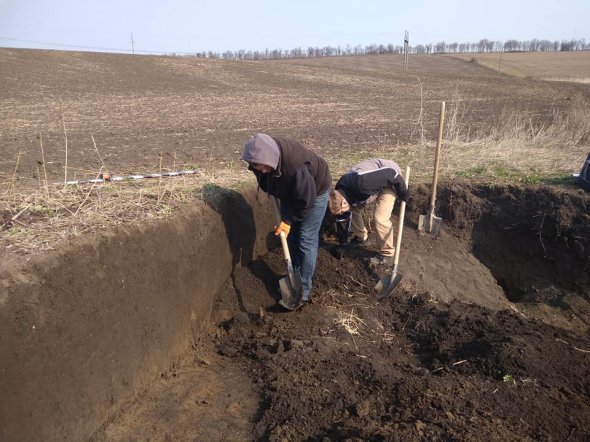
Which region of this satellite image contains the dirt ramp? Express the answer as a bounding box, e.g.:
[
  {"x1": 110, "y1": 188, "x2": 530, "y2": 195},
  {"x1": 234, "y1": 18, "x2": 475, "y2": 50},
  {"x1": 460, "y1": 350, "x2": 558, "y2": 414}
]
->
[
  {"x1": 402, "y1": 230, "x2": 511, "y2": 310},
  {"x1": 0, "y1": 186, "x2": 273, "y2": 442}
]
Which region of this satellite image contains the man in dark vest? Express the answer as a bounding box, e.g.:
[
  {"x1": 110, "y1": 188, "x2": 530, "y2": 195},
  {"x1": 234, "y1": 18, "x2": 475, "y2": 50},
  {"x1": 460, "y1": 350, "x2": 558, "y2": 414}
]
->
[{"x1": 328, "y1": 159, "x2": 410, "y2": 266}]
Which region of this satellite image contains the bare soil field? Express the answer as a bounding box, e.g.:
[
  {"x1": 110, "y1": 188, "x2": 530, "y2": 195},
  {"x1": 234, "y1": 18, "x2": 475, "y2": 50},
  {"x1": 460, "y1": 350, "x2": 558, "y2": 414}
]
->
[
  {"x1": 1, "y1": 49, "x2": 590, "y2": 441},
  {"x1": 1, "y1": 50, "x2": 588, "y2": 185},
  {"x1": 452, "y1": 51, "x2": 590, "y2": 83}
]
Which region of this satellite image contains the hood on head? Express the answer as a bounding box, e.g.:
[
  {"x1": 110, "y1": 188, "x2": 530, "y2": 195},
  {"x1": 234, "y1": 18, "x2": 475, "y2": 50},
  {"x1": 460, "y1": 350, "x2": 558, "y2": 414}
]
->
[{"x1": 241, "y1": 133, "x2": 280, "y2": 169}]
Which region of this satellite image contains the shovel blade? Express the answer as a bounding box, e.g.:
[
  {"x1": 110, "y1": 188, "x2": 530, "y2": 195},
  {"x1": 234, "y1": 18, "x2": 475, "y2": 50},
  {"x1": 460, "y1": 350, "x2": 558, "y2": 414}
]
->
[
  {"x1": 374, "y1": 272, "x2": 403, "y2": 301},
  {"x1": 418, "y1": 213, "x2": 442, "y2": 235},
  {"x1": 278, "y1": 270, "x2": 303, "y2": 305}
]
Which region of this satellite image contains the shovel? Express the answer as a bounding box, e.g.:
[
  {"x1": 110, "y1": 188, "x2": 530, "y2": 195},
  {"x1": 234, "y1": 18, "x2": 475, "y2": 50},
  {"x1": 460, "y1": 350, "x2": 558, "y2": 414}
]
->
[
  {"x1": 375, "y1": 166, "x2": 411, "y2": 300},
  {"x1": 270, "y1": 196, "x2": 303, "y2": 307},
  {"x1": 418, "y1": 101, "x2": 445, "y2": 235}
]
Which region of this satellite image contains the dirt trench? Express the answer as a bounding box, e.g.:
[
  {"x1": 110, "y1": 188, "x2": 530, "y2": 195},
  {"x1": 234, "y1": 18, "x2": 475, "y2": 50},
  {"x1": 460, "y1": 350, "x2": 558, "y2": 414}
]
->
[
  {"x1": 0, "y1": 186, "x2": 276, "y2": 442},
  {"x1": 90, "y1": 182, "x2": 590, "y2": 442},
  {"x1": 1, "y1": 182, "x2": 589, "y2": 441}
]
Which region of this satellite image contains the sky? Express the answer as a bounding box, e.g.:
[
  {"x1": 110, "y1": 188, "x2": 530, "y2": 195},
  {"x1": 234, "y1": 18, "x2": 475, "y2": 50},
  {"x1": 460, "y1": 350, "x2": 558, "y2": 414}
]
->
[{"x1": 0, "y1": 0, "x2": 588, "y2": 55}]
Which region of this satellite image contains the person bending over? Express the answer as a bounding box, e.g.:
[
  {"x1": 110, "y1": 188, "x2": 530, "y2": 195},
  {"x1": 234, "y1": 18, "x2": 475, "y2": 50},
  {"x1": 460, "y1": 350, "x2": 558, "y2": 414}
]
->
[{"x1": 328, "y1": 158, "x2": 410, "y2": 266}]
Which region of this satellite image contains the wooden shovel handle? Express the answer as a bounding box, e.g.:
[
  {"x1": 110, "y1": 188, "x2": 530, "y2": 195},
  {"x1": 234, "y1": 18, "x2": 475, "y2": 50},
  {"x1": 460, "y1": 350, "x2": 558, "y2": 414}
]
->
[
  {"x1": 429, "y1": 101, "x2": 446, "y2": 217},
  {"x1": 393, "y1": 166, "x2": 411, "y2": 267},
  {"x1": 271, "y1": 196, "x2": 294, "y2": 267}
]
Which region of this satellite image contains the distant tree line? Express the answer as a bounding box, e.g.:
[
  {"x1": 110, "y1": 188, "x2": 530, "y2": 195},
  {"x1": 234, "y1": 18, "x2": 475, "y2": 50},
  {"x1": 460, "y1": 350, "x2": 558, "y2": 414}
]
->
[{"x1": 174, "y1": 38, "x2": 588, "y2": 60}]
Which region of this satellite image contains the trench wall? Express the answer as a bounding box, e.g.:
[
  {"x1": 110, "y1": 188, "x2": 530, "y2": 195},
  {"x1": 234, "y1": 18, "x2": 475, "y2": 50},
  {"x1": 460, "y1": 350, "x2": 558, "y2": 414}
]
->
[{"x1": 0, "y1": 185, "x2": 274, "y2": 442}]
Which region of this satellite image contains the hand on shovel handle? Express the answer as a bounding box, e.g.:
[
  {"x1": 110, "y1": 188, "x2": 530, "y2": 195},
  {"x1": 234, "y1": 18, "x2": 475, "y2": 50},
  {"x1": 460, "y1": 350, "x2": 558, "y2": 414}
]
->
[{"x1": 275, "y1": 221, "x2": 291, "y2": 238}]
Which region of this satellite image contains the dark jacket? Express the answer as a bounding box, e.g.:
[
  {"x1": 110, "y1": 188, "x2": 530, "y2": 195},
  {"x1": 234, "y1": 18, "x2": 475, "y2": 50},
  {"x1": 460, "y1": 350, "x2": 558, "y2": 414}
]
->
[
  {"x1": 250, "y1": 136, "x2": 331, "y2": 221},
  {"x1": 335, "y1": 159, "x2": 408, "y2": 207}
]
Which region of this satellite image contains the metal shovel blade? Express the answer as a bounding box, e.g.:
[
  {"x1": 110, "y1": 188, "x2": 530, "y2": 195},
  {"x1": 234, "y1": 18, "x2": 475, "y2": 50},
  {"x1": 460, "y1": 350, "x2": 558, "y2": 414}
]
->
[
  {"x1": 374, "y1": 272, "x2": 403, "y2": 301},
  {"x1": 418, "y1": 213, "x2": 442, "y2": 235},
  {"x1": 278, "y1": 269, "x2": 303, "y2": 305}
]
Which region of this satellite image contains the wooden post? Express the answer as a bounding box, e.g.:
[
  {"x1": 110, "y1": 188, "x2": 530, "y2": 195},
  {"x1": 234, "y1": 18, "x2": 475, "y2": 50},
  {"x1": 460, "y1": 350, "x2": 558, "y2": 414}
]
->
[{"x1": 403, "y1": 31, "x2": 409, "y2": 72}]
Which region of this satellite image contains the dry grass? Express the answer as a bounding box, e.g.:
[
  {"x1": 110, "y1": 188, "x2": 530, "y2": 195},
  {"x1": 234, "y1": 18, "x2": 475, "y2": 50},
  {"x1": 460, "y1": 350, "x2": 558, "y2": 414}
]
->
[
  {"x1": 326, "y1": 93, "x2": 590, "y2": 183},
  {"x1": 3, "y1": 95, "x2": 588, "y2": 255},
  {"x1": 1, "y1": 166, "x2": 249, "y2": 253},
  {"x1": 438, "y1": 94, "x2": 590, "y2": 181}
]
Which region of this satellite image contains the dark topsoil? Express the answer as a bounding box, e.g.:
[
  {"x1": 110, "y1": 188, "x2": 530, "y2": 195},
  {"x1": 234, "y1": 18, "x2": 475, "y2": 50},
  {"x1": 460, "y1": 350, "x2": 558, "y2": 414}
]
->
[{"x1": 95, "y1": 183, "x2": 590, "y2": 442}]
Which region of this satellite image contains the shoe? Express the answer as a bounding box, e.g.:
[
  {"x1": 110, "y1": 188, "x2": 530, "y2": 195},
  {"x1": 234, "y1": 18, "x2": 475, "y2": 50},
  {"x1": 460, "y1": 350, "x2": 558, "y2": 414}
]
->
[
  {"x1": 369, "y1": 255, "x2": 393, "y2": 267},
  {"x1": 349, "y1": 236, "x2": 368, "y2": 247},
  {"x1": 279, "y1": 297, "x2": 309, "y2": 311},
  {"x1": 331, "y1": 246, "x2": 347, "y2": 260}
]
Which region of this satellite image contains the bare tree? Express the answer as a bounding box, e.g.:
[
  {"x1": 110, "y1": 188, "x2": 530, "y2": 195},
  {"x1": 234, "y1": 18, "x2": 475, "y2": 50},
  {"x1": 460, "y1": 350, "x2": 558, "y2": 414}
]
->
[{"x1": 503, "y1": 40, "x2": 520, "y2": 52}]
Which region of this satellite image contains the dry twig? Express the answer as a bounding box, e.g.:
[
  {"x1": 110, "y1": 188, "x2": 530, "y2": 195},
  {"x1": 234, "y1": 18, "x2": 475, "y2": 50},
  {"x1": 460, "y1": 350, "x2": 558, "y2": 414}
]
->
[{"x1": 555, "y1": 338, "x2": 590, "y2": 354}]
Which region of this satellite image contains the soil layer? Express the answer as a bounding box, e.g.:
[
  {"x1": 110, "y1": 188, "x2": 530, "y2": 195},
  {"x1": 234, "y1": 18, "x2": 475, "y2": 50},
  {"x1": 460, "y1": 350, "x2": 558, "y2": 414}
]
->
[{"x1": 95, "y1": 183, "x2": 590, "y2": 441}]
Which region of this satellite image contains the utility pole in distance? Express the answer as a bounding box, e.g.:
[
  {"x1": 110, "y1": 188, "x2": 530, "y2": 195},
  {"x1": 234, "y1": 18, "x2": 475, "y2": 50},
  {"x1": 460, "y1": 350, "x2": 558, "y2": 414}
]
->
[
  {"x1": 403, "y1": 31, "x2": 409, "y2": 72},
  {"x1": 130, "y1": 32, "x2": 135, "y2": 54}
]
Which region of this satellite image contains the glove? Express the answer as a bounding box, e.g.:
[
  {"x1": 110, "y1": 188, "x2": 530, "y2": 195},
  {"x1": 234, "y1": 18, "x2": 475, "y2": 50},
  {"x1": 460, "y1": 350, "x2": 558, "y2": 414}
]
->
[
  {"x1": 397, "y1": 188, "x2": 411, "y2": 203},
  {"x1": 331, "y1": 246, "x2": 347, "y2": 260},
  {"x1": 275, "y1": 221, "x2": 291, "y2": 238}
]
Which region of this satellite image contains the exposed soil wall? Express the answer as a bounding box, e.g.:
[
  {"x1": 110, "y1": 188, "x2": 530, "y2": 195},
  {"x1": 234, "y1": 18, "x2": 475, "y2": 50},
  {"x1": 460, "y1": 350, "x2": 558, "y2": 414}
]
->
[
  {"x1": 0, "y1": 186, "x2": 274, "y2": 442},
  {"x1": 427, "y1": 182, "x2": 590, "y2": 299},
  {"x1": 1, "y1": 182, "x2": 589, "y2": 441}
]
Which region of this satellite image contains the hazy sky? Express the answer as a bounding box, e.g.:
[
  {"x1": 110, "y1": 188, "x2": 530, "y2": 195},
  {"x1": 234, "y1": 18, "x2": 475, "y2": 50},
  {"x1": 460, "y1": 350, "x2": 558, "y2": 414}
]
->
[{"x1": 0, "y1": 0, "x2": 588, "y2": 54}]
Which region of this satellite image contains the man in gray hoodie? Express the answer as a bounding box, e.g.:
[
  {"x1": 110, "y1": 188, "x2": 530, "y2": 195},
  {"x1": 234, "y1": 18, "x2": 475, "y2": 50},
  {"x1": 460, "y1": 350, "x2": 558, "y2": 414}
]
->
[{"x1": 242, "y1": 133, "x2": 331, "y2": 310}]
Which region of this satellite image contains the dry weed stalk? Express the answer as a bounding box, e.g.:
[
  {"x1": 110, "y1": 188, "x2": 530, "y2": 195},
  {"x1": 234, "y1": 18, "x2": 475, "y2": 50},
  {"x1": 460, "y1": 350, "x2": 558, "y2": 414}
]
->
[
  {"x1": 445, "y1": 84, "x2": 466, "y2": 142},
  {"x1": 7, "y1": 151, "x2": 22, "y2": 206},
  {"x1": 409, "y1": 77, "x2": 426, "y2": 146},
  {"x1": 91, "y1": 135, "x2": 107, "y2": 171},
  {"x1": 157, "y1": 152, "x2": 163, "y2": 206},
  {"x1": 38, "y1": 134, "x2": 49, "y2": 199},
  {"x1": 60, "y1": 100, "x2": 68, "y2": 185}
]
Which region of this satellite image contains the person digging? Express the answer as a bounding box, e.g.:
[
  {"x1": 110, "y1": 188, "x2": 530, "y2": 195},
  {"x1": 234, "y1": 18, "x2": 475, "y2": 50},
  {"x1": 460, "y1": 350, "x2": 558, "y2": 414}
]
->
[
  {"x1": 242, "y1": 133, "x2": 331, "y2": 311},
  {"x1": 328, "y1": 158, "x2": 410, "y2": 266}
]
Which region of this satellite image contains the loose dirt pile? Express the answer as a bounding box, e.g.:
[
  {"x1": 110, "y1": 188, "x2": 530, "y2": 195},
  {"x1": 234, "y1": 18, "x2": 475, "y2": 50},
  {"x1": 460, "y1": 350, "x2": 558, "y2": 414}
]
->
[{"x1": 94, "y1": 183, "x2": 590, "y2": 441}]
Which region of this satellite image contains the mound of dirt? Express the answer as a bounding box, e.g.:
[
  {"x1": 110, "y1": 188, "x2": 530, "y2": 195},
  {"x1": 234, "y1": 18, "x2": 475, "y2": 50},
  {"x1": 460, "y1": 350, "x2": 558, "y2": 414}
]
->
[{"x1": 95, "y1": 183, "x2": 590, "y2": 441}]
